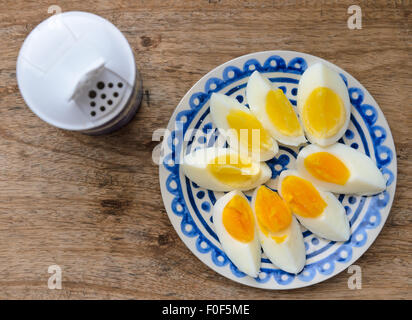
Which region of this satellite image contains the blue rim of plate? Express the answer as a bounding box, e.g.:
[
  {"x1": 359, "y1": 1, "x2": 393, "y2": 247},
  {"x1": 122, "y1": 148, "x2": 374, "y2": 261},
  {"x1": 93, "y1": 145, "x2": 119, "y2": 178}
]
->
[{"x1": 160, "y1": 51, "x2": 396, "y2": 289}]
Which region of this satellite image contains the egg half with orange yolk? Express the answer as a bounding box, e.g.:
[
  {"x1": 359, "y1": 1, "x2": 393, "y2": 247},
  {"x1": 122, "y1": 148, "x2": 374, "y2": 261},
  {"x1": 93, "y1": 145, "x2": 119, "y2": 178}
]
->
[
  {"x1": 278, "y1": 170, "x2": 350, "y2": 242},
  {"x1": 297, "y1": 63, "x2": 350, "y2": 146},
  {"x1": 210, "y1": 93, "x2": 278, "y2": 161},
  {"x1": 246, "y1": 71, "x2": 306, "y2": 146},
  {"x1": 213, "y1": 190, "x2": 261, "y2": 277},
  {"x1": 296, "y1": 143, "x2": 386, "y2": 196},
  {"x1": 182, "y1": 147, "x2": 272, "y2": 192},
  {"x1": 251, "y1": 186, "x2": 306, "y2": 274}
]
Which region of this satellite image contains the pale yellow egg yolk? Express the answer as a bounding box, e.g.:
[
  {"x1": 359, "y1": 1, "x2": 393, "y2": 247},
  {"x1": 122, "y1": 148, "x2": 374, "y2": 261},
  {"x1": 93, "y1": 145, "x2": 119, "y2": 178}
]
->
[
  {"x1": 222, "y1": 195, "x2": 255, "y2": 243},
  {"x1": 208, "y1": 154, "x2": 260, "y2": 187},
  {"x1": 255, "y1": 186, "x2": 292, "y2": 243},
  {"x1": 302, "y1": 87, "x2": 346, "y2": 139},
  {"x1": 226, "y1": 110, "x2": 272, "y2": 153},
  {"x1": 266, "y1": 89, "x2": 303, "y2": 137},
  {"x1": 281, "y1": 176, "x2": 327, "y2": 218},
  {"x1": 304, "y1": 152, "x2": 350, "y2": 185}
]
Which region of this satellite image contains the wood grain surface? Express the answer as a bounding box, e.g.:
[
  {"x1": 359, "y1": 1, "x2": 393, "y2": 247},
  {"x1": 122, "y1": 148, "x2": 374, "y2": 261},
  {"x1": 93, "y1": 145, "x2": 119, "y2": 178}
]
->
[{"x1": 0, "y1": 0, "x2": 410, "y2": 300}]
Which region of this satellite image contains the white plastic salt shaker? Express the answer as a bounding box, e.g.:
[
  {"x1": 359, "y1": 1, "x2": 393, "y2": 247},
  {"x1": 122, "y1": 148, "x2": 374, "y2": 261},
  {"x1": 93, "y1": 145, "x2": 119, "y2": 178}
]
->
[{"x1": 16, "y1": 11, "x2": 142, "y2": 135}]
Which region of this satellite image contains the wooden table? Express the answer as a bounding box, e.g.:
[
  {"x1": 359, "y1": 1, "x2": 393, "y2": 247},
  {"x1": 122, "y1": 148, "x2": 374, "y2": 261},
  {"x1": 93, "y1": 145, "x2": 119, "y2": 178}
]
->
[{"x1": 0, "y1": 0, "x2": 410, "y2": 300}]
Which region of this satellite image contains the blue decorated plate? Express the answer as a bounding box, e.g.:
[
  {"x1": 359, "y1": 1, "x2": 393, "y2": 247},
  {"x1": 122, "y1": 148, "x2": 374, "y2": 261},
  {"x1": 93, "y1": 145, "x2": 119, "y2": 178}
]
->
[{"x1": 159, "y1": 51, "x2": 396, "y2": 289}]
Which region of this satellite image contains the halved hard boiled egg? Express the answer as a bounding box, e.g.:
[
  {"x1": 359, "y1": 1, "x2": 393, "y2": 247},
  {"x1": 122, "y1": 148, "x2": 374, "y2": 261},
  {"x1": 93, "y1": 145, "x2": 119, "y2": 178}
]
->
[
  {"x1": 251, "y1": 185, "x2": 306, "y2": 274},
  {"x1": 210, "y1": 93, "x2": 278, "y2": 161},
  {"x1": 182, "y1": 147, "x2": 272, "y2": 192},
  {"x1": 213, "y1": 190, "x2": 261, "y2": 277},
  {"x1": 297, "y1": 63, "x2": 350, "y2": 146},
  {"x1": 296, "y1": 143, "x2": 386, "y2": 196},
  {"x1": 278, "y1": 170, "x2": 350, "y2": 242},
  {"x1": 246, "y1": 71, "x2": 306, "y2": 146}
]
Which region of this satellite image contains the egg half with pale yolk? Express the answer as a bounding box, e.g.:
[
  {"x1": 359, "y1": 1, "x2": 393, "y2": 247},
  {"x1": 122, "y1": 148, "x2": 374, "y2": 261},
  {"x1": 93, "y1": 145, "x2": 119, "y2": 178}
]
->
[
  {"x1": 182, "y1": 147, "x2": 271, "y2": 192},
  {"x1": 246, "y1": 71, "x2": 306, "y2": 146},
  {"x1": 278, "y1": 170, "x2": 350, "y2": 242},
  {"x1": 296, "y1": 143, "x2": 386, "y2": 196},
  {"x1": 251, "y1": 185, "x2": 306, "y2": 274},
  {"x1": 213, "y1": 190, "x2": 261, "y2": 277},
  {"x1": 210, "y1": 93, "x2": 278, "y2": 161},
  {"x1": 297, "y1": 63, "x2": 350, "y2": 146}
]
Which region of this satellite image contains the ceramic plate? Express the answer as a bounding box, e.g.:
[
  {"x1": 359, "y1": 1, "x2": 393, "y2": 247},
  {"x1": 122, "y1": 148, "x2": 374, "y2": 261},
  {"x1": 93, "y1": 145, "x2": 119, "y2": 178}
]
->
[{"x1": 159, "y1": 51, "x2": 396, "y2": 289}]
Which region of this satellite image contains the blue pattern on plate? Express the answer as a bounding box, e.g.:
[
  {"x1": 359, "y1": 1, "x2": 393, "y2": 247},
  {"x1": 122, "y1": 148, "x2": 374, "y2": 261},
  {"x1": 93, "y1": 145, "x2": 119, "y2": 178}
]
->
[{"x1": 162, "y1": 55, "x2": 394, "y2": 286}]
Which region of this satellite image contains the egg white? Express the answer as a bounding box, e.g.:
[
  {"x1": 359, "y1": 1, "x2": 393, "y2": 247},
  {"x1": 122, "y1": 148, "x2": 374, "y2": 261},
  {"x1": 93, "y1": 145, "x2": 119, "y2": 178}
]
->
[
  {"x1": 278, "y1": 170, "x2": 350, "y2": 242},
  {"x1": 296, "y1": 143, "x2": 386, "y2": 196},
  {"x1": 181, "y1": 147, "x2": 272, "y2": 192},
  {"x1": 210, "y1": 93, "x2": 278, "y2": 161},
  {"x1": 246, "y1": 71, "x2": 306, "y2": 146},
  {"x1": 251, "y1": 186, "x2": 306, "y2": 274},
  {"x1": 213, "y1": 190, "x2": 261, "y2": 277},
  {"x1": 297, "y1": 63, "x2": 351, "y2": 146}
]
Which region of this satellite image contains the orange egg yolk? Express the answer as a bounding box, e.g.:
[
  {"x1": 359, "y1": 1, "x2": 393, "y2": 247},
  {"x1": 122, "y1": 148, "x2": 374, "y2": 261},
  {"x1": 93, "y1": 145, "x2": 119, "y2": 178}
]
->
[
  {"x1": 266, "y1": 89, "x2": 303, "y2": 137},
  {"x1": 304, "y1": 152, "x2": 350, "y2": 185},
  {"x1": 272, "y1": 235, "x2": 288, "y2": 244},
  {"x1": 281, "y1": 176, "x2": 327, "y2": 218},
  {"x1": 226, "y1": 110, "x2": 273, "y2": 152},
  {"x1": 222, "y1": 195, "x2": 255, "y2": 243},
  {"x1": 302, "y1": 87, "x2": 346, "y2": 139},
  {"x1": 208, "y1": 154, "x2": 260, "y2": 187},
  {"x1": 254, "y1": 186, "x2": 292, "y2": 242}
]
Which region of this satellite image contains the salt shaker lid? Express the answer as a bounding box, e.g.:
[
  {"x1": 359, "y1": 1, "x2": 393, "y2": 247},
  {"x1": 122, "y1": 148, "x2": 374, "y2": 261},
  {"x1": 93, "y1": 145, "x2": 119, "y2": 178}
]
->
[{"x1": 17, "y1": 11, "x2": 136, "y2": 131}]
